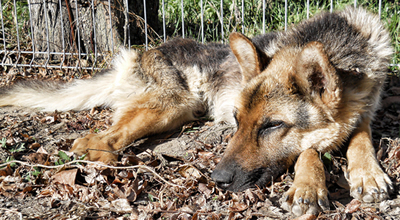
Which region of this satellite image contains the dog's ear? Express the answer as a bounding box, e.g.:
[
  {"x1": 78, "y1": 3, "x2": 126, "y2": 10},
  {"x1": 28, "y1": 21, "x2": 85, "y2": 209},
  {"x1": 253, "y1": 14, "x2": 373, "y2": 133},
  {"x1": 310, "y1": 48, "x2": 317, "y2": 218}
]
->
[
  {"x1": 229, "y1": 32, "x2": 270, "y2": 83},
  {"x1": 295, "y1": 41, "x2": 341, "y2": 108}
]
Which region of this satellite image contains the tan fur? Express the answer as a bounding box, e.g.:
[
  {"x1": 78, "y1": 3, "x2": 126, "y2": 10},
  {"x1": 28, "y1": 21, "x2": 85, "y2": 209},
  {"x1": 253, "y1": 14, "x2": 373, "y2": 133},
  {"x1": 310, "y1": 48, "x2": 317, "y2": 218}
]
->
[
  {"x1": 213, "y1": 7, "x2": 393, "y2": 216},
  {"x1": 230, "y1": 33, "x2": 262, "y2": 83},
  {"x1": 1, "y1": 36, "x2": 243, "y2": 165},
  {"x1": 346, "y1": 118, "x2": 392, "y2": 202}
]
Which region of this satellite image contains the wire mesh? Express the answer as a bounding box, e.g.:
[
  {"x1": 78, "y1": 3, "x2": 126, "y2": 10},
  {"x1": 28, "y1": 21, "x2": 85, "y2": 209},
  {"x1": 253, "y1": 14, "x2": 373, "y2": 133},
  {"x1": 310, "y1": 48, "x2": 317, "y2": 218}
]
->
[{"x1": 0, "y1": 0, "x2": 398, "y2": 71}]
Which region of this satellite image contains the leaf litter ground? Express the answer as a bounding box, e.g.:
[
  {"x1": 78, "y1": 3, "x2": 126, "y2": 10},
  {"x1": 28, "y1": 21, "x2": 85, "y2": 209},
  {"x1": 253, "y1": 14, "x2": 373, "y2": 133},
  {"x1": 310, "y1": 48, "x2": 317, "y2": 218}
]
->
[{"x1": 0, "y1": 69, "x2": 400, "y2": 220}]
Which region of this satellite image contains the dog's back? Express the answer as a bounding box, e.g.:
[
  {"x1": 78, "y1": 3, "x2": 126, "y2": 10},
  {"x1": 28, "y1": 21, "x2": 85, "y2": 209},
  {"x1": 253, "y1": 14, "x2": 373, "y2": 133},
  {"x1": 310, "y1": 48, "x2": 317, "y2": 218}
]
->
[
  {"x1": 251, "y1": 7, "x2": 392, "y2": 119},
  {"x1": 0, "y1": 38, "x2": 244, "y2": 124}
]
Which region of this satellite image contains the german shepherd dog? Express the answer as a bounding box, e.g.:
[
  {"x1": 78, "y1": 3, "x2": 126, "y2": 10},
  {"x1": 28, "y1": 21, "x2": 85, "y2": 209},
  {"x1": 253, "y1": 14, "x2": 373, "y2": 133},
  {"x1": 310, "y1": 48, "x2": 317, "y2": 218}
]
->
[{"x1": 0, "y1": 7, "x2": 393, "y2": 215}]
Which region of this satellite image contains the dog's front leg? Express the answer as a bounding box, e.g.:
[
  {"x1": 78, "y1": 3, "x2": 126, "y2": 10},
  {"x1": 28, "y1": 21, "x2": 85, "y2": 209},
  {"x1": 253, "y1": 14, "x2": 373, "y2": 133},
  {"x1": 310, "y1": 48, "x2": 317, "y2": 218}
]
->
[
  {"x1": 346, "y1": 118, "x2": 392, "y2": 202},
  {"x1": 282, "y1": 148, "x2": 329, "y2": 216},
  {"x1": 70, "y1": 107, "x2": 188, "y2": 163}
]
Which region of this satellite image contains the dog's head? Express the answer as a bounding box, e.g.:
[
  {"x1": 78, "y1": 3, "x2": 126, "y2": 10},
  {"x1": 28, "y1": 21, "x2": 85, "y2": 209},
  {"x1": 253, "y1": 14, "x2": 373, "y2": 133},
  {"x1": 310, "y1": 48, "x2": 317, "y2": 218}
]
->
[{"x1": 212, "y1": 33, "x2": 345, "y2": 191}]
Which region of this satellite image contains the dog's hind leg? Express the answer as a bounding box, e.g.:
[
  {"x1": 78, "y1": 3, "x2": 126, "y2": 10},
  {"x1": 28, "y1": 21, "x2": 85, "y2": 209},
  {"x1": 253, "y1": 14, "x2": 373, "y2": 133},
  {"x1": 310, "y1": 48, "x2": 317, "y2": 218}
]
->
[
  {"x1": 70, "y1": 103, "x2": 195, "y2": 163},
  {"x1": 70, "y1": 48, "x2": 200, "y2": 163},
  {"x1": 282, "y1": 148, "x2": 329, "y2": 216},
  {"x1": 346, "y1": 118, "x2": 393, "y2": 202}
]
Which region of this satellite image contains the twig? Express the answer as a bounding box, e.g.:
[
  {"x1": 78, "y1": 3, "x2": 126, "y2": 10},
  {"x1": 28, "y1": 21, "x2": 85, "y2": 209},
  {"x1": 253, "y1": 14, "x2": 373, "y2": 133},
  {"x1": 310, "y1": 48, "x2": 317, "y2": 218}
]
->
[{"x1": 1, "y1": 160, "x2": 183, "y2": 188}]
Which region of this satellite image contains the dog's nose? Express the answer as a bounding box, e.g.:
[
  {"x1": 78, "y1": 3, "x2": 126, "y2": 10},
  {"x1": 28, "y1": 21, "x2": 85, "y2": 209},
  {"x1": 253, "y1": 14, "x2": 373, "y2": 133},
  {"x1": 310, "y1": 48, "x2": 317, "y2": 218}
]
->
[{"x1": 211, "y1": 168, "x2": 234, "y2": 188}]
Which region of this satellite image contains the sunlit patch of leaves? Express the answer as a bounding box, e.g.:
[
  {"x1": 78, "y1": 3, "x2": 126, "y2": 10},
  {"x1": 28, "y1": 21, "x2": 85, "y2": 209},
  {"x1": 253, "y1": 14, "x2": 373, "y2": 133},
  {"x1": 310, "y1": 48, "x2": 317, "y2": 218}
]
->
[{"x1": 0, "y1": 73, "x2": 400, "y2": 218}]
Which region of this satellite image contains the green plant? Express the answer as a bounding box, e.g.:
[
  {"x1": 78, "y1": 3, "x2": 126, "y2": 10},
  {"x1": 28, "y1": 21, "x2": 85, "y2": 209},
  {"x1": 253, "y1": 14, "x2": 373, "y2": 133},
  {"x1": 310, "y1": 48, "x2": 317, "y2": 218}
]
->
[
  {"x1": 1, "y1": 0, "x2": 30, "y2": 49},
  {"x1": 22, "y1": 166, "x2": 42, "y2": 182},
  {"x1": 8, "y1": 143, "x2": 25, "y2": 153},
  {"x1": 321, "y1": 152, "x2": 332, "y2": 171},
  {"x1": 31, "y1": 167, "x2": 41, "y2": 176},
  {"x1": 55, "y1": 151, "x2": 71, "y2": 165},
  {"x1": 160, "y1": 0, "x2": 399, "y2": 69},
  {"x1": 0, "y1": 137, "x2": 6, "y2": 148},
  {"x1": 1, "y1": 156, "x2": 16, "y2": 168},
  {"x1": 148, "y1": 193, "x2": 155, "y2": 202}
]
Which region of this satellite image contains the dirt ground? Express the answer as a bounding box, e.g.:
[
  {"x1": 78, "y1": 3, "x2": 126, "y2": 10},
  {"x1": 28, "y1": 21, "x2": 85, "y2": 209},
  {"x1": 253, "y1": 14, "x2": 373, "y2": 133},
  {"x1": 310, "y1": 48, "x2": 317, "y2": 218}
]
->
[{"x1": 0, "y1": 69, "x2": 400, "y2": 219}]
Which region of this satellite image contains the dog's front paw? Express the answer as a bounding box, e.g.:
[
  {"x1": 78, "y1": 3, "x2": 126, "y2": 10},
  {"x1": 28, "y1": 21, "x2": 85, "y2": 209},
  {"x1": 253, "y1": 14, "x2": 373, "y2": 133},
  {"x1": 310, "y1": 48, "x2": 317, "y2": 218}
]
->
[
  {"x1": 282, "y1": 180, "x2": 329, "y2": 216},
  {"x1": 70, "y1": 133, "x2": 117, "y2": 163},
  {"x1": 281, "y1": 149, "x2": 329, "y2": 216},
  {"x1": 346, "y1": 161, "x2": 392, "y2": 203}
]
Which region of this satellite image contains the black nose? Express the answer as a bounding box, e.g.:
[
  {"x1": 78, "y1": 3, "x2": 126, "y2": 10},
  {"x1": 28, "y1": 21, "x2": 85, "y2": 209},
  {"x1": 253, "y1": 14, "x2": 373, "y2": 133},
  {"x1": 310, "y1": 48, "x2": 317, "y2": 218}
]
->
[
  {"x1": 211, "y1": 163, "x2": 236, "y2": 189},
  {"x1": 211, "y1": 159, "x2": 237, "y2": 189},
  {"x1": 212, "y1": 159, "x2": 260, "y2": 191}
]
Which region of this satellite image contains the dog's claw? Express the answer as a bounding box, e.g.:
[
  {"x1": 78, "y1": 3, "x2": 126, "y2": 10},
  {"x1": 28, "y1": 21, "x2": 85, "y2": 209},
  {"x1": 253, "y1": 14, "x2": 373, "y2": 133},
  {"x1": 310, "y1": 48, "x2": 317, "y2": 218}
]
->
[
  {"x1": 283, "y1": 194, "x2": 289, "y2": 202},
  {"x1": 318, "y1": 198, "x2": 330, "y2": 211}
]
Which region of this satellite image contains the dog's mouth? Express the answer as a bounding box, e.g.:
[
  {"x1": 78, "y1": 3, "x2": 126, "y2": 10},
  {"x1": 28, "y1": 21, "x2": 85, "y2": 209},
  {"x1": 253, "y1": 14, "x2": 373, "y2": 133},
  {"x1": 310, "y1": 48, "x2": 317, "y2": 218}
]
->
[
  {"x1": 212, "y1": 162, "x2": 278, "y2": 192},
  {"x1": 213, "y1": 174, "x2": 272, "y2": 192},
  {"x1": 211, "y1": 157, "x2": 286, "y2": 192},
  {"x1": 218, "y1": 182, "x2": 231, "y2": 189}
]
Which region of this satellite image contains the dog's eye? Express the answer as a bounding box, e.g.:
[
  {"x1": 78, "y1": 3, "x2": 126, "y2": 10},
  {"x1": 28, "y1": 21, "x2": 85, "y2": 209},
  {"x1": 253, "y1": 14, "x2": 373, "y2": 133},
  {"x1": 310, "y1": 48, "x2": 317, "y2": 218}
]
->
[
  {"x1": 259, "y1": 121, "x2": 284, "y2": 135},
  {"x1": 233, "y1": 110, "x2": 239, "y2": 128}
]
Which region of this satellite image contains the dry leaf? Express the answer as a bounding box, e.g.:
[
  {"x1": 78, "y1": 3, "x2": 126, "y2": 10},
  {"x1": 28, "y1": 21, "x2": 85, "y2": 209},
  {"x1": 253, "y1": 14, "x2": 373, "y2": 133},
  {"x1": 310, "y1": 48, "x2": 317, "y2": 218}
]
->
[
  {"x1": 36, "y1": 146, "x2": 49, "y2": 154},
  {"x1": 0, "y1": 165, "x2": 13, "y2": 177},
  {"x1": 52, "y1": 169, "x2": 78, "y2": 186},
  {"x1": 179, "y1": 165, "x2": 203, "y2": 180},
  {"x1": 23, "y1": 153, "x2": 50, "y2": 164},
  {"x1": 111, "y1": 199, "x2": 133, "y2": 213},
  {"x1": 228, "y1": 212, "x2": 243, "y2": 220},
  {"x1": 198, "y1": 151, "x2": 214, "y2": 160},
  {"x1": 345, "y1": 199, "x2": 361, "y2": 214},
  {"x1": 293, "y1": 214, "x2": 317, "y2": 220},
  {"x1": 29, "y1": 142, "x2": 41, "y2": 149},
  {"x1": 245, "y1": 189, "x2": 256, "y2": 203},
  {"x1": 198, "y1": 183, "x2": 212, "y2": 198},
  {"x1": 228, "y1": 202, "x2": 248, "y2": 212},
  {"x1": 382, "y1": 96, "x2": 400, "y2": 108}
]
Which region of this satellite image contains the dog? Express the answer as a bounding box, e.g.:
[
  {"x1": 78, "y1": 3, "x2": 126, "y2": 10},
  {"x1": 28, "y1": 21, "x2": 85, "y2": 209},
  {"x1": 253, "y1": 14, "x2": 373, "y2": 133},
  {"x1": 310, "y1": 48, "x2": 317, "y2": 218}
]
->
[
  {"x1": 212, "y1": 6, "x2": 393, "y2": 215},
  {"x1": 0, "y1": 6, "x2": 393, "y2": 216}
]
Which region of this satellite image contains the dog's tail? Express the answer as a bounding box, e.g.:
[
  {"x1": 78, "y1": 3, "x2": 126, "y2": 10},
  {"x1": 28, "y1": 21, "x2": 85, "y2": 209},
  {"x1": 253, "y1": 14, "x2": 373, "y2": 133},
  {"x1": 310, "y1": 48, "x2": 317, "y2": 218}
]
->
[{"x1": 0, "y1": 49, "x2": 143, "y2": 111}]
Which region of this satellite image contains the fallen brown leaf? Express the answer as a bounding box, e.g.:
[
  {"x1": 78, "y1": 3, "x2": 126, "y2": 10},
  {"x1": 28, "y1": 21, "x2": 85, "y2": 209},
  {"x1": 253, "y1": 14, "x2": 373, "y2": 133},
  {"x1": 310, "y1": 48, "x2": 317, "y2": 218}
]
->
[
  {"x1": 198, "y1": 182, "x2": 212, "y2": 198},
  {"x1": 382, "y1": 96, "x2": 400, "y2": 108},
  {"x1": 345, "y1": 199, "x2": 362, "y2": 214},
  {"x1": 292, "y1": 214, "x2": 317, "y2": 220},
  {"x1": 52, "y1": 169, "x2": 78, "y2": 186},
  {"x1": 228, "y1": 202, "x2": 248, "y2": 212},
  {"x1": 29, "y1": 142, "x2": 41, "y2": 149},
  {"x1": 179, "y1": 165, "x2": 203, "y2": 180},
  {"x1": 0, "y1": 165, "x2": 13, "y2": 177},
  {"x1": 23, "y1": 152, "x2": 50, "y2": 165}
]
